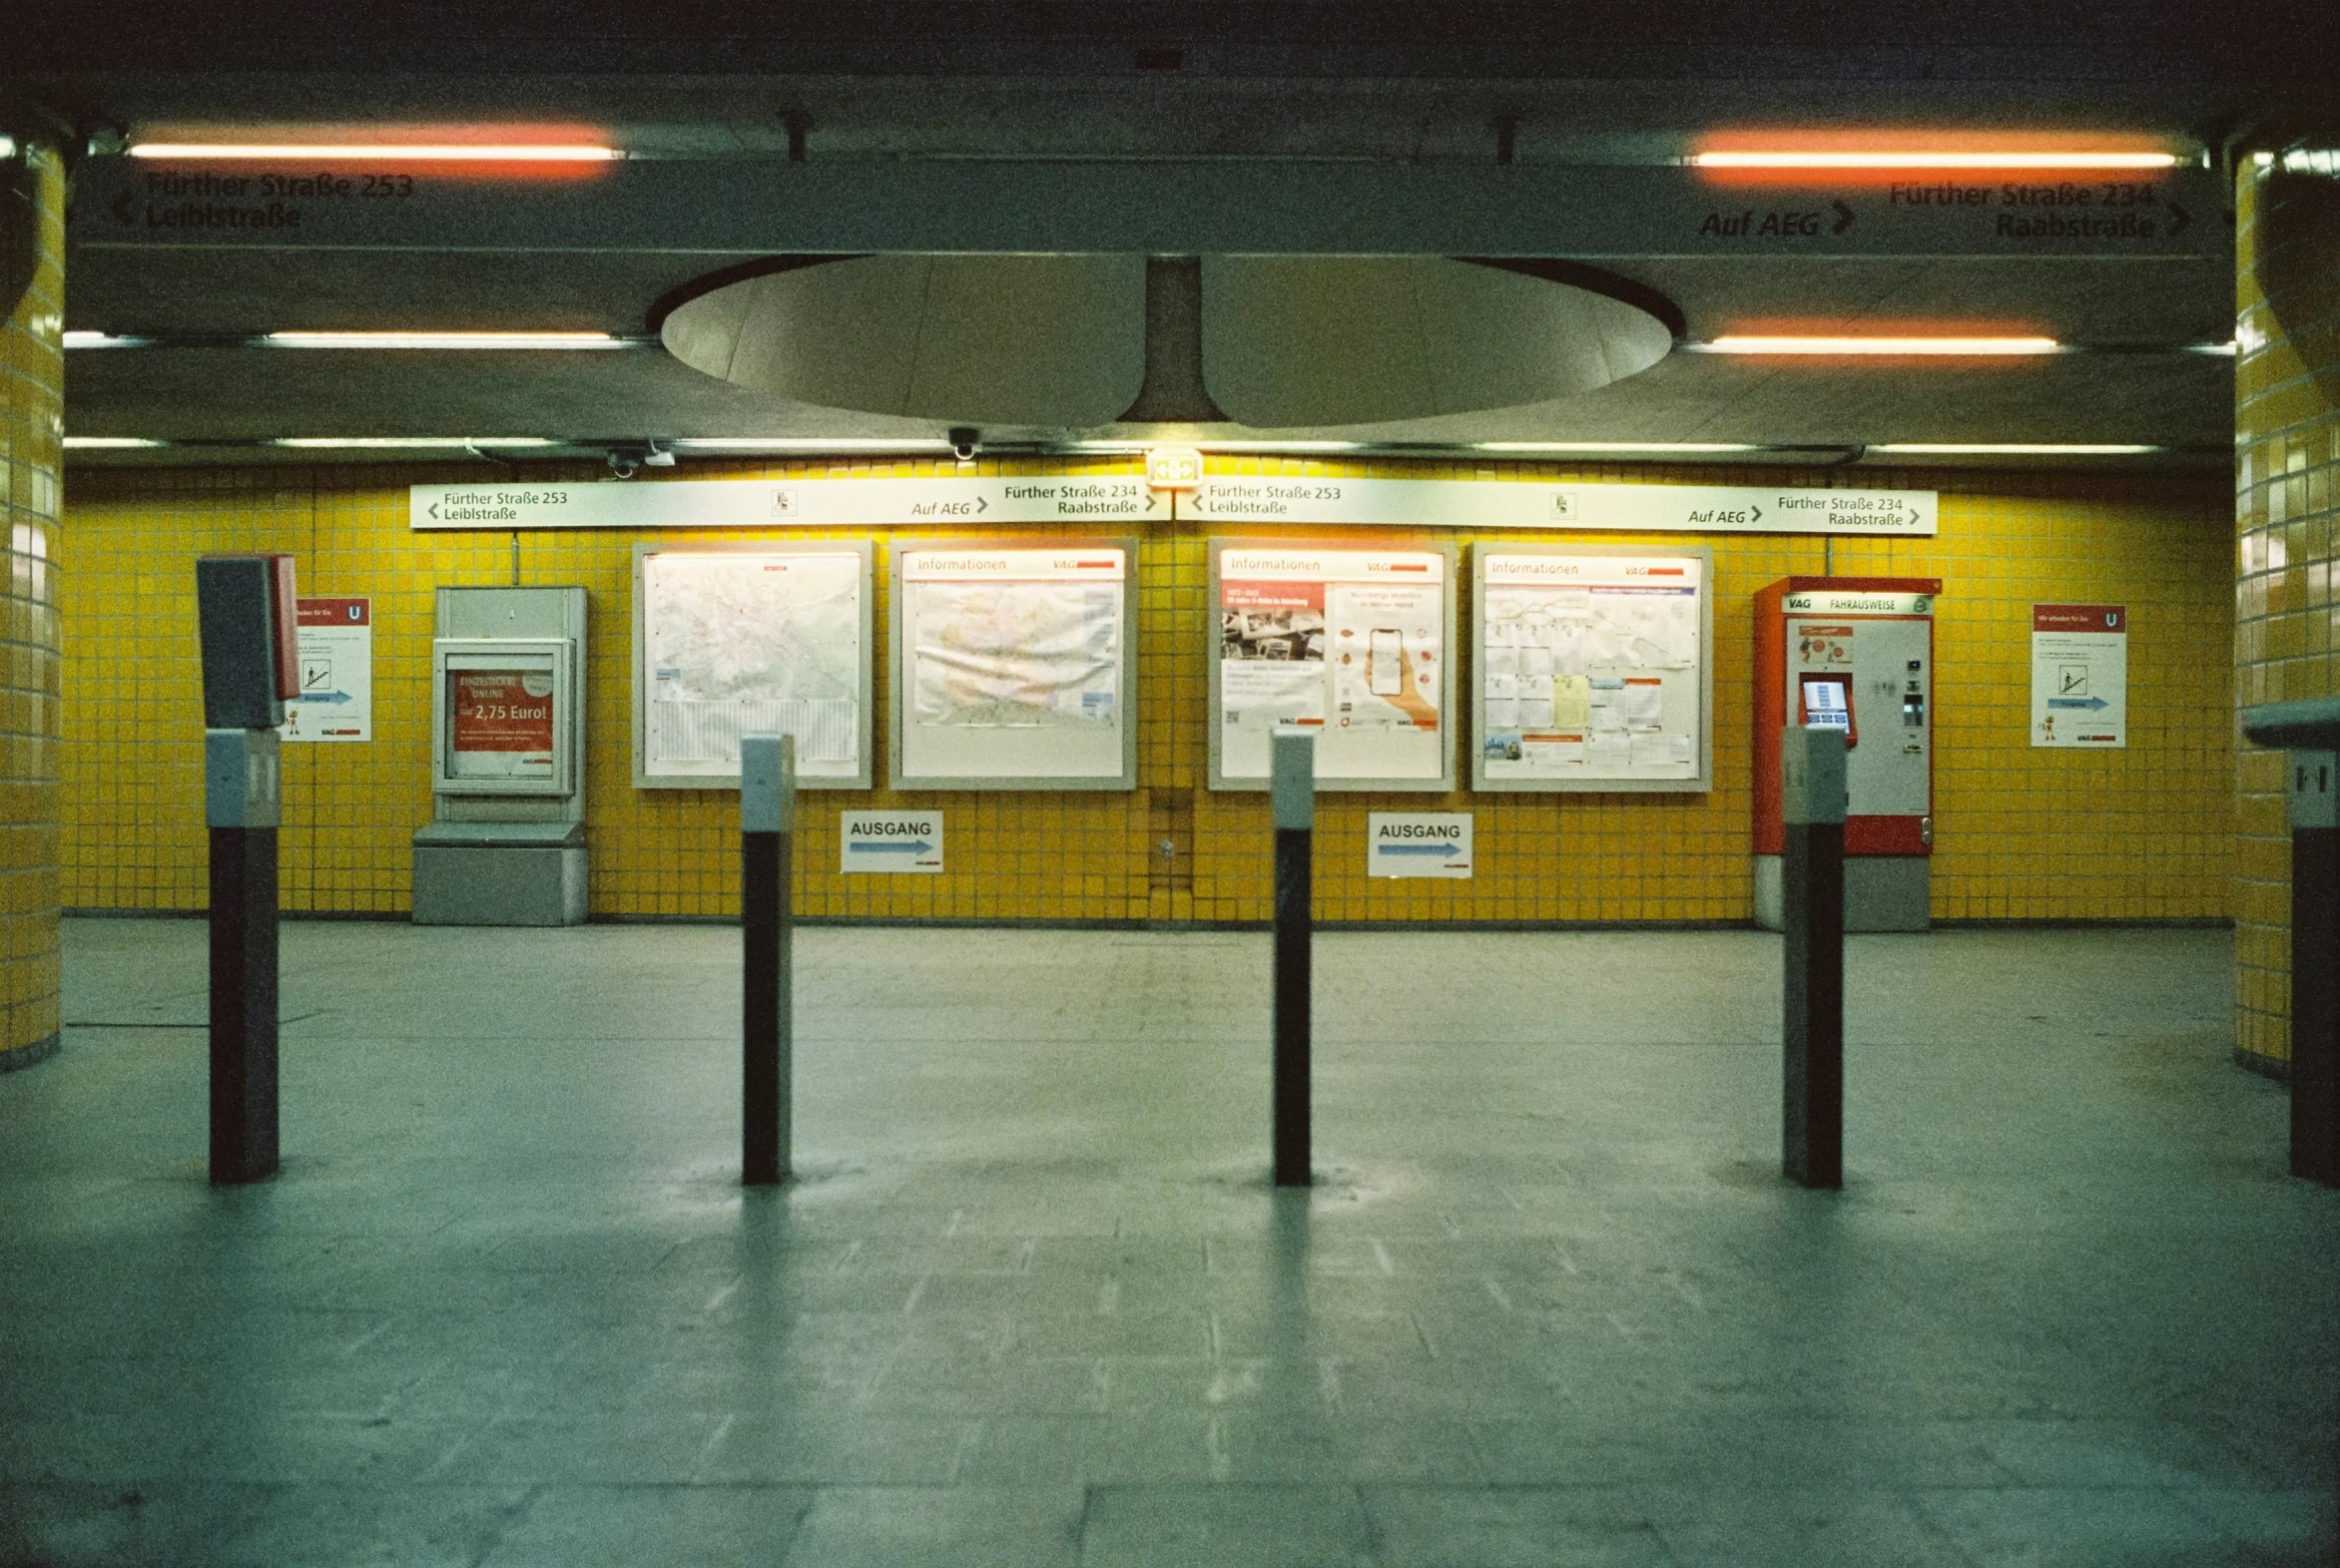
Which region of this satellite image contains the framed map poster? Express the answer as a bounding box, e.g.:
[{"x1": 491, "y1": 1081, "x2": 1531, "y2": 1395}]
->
[
  {"x1": 632, "y1": 541, "x2": 876, "y2": 789},
  {"x1": 887, "y1": 537, "x2": 1139, "y2": 790}
]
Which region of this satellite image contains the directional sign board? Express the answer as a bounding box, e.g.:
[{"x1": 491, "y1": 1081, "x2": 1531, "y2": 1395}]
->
[
  {"x1": 840, "y1": 809, "x2": 944, "y2": 873},
  {"x1": 279, "y1": 597, "x2": 370, "y2": 744},
  {"x1": 78, "y1": 159, "x2": 2224, "y2": 262},
  {"x1": 1368, "y1": 812, "x2": 1472, "y2": 878},
  {"x1": 1190, "y1": 478, "x2": 1934, "y2": 536},
  {"x1": 414, "y1": 477, "x2": 1160, "y2": 531},
  {"x1": 2031, "y1": 604, "x2": 2127, "y2": 748}
]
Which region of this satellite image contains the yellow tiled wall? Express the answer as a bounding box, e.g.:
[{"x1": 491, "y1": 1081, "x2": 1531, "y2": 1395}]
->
[
  {"x1": 1, "y1": 136, "x2": 64, "y2": 1069},
  {"x1": 2234, "y1": 159, "x2": 2340, "y2": 1069},
  {"x1": 60, "y1": 458, "x2": 2230, "y2": 927}
]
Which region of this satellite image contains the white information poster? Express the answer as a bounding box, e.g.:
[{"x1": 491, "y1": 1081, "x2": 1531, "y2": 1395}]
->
[
  {"x1": 2031, "y1": 603, "x2": 2127, "y2": 748},
  {"x1": 634, "y1": 544, "x2": 873, "y2": 789},
  {"x1": 1368, "y1": 812, "x2": 1473, "y2": 878},
  {"x1": 841, "y1": 809, "x2": 944, "y2": 873},
  {"x1": 1211, "y1": 541, "x2": 1456, "y2": 790},
  {"x1": 280, "y1": 597, "x2": 371, "y2": 744},
  {"x1": 891, "y1": 541, "x2": 1137, "y2": 789},
  {"x1": 1473, "y1": 549, "x2": 1711, "y2": 793}
]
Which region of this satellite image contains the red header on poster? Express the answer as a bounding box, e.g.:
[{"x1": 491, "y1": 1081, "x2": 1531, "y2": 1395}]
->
[
  {"x1": 1222, "y1": 580, "x2": 1325, "y2": 610},
  {"x1": 450, "y1": 670, "x2": 554, "y2": 753},
  {"x1": 2033, "y1": 603, "x2": 2124, "y2": 633},
  {"x1": 297, "y1": 597, "x2": 370, "y2": 627}
]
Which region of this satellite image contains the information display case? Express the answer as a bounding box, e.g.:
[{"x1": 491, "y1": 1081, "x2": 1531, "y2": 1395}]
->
[
  {"x1": 1471, "y1": 544, "x2": 1713, "y2": 793},
  {"x1": 1208, "y1": 539, "x2": 1458, "y2": 792},
  {"x1": 432, "y1": 640, "x2": 575, "y2": 796},
  {"x1": 632, "y1": 542, "x2": 875, "y2": 790},
  {"x1": 888, "y1": 538, "x2": 1138, "y2": 790}
]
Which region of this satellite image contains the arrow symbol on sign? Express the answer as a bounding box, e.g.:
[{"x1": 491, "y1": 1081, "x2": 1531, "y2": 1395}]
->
[
  {"x1": 2047, "y1": 697, "x2": 2108, "y2": 711},
  {"x1": 974, "y1": 497, "x2": 988, "y2": 514},
  {"x1": 427, "y1": 501, "x2": 441, "y2": 519},
  {"x1": 1145, "y1": 493, "x2": 1159, "y2": 512},
  {"x1": 1750, "y1": 503, "x2": 1763, "y2": 523},
  {"x1": 2169, "y1": 203, "x2": 2190, "y2": 237},
  {"x1": 850, "y1": 838, "x2": 933, "y2": 854},
  {"x1": 1831, "y1": 201, "x2": 1854, "y2": 236},
  {"x1": 111, "y1": 191, "x2": 137, "y2": 227}
]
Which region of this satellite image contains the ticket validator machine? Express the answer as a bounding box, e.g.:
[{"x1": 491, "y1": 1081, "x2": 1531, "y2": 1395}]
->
[
  {"x1": 1754, "y1": 577, "x2": 1940, "y2": 932},
  {"x1": 410, "y1": 586, "x2": 588, "y2": 925}
]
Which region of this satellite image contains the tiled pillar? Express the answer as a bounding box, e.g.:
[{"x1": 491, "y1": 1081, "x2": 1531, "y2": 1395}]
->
[
  {"x1": 0, "y1": 131, "x2": 63, "y2": 1072},
  {"x1": 2235, "y1": 155, "x2": 2340, "y2": 1073}
]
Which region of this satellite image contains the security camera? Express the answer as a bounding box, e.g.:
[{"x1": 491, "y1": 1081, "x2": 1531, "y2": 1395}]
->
[
  {"x1": 607, "y1": 450, "x2": 641, "y2": 479},
  {"x1": 948, "y1": 426, "x2": 980, "y2": 463}
]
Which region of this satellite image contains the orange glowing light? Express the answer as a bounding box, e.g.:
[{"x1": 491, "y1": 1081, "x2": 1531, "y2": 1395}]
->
[
  {"x1": 1689, "y1": 130, "x2": 2184, "y2": 186},
  {"x1": 125, "y1": 124, "x2": 621, "y2": 180}
]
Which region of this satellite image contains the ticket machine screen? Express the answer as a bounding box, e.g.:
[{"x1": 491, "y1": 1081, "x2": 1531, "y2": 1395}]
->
[{"x1": 1800, "y1": 673, "x2": 1856, "y2": 746}]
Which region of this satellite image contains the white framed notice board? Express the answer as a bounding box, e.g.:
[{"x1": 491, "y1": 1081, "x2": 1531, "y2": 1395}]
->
[
  {"x1": 888, "y1": 537, "x2": 1139, "y2": 790},
  {"x1": 1208, "y1": 538, "x2": 1459, "y2": 792},
  {"x1": 1471, "y1": 544, "x2": 1713, "y2": 793},
  {"x1": 632, "y1": 541, "x2": 876, "y2": 789}
]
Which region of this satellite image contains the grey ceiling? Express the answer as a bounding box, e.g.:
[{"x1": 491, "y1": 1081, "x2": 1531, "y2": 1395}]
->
[{"x1": 21, "y1": 3, "x2": 2292, "y2": 471}]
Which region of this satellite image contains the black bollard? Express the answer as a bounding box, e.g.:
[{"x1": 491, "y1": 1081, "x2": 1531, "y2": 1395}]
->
[
  {"x1": 206, "y1": 729, "x2": 282, "y2": 1184},
  {"x1": 2238, "y1": 700, "x2": 2340, "y2": 1185},
  {"x1": 741, "y1": 734, "x2": 796, "y2": 1186},
  {"x1": 1272, "y1": 730, "x2": 1314, "y2": 1187},
  {"x1": 1781, "y1": 725, "x2": 1847, "y2": 1190},
  {"x1": 2285, "y1": 749, "x2": 2340, "y2": 1184}
]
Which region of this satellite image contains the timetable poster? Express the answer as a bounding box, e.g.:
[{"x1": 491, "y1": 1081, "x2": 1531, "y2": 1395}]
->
[{"x1": 1474, "y1": 549, "x2": 1711, "y2": 792}]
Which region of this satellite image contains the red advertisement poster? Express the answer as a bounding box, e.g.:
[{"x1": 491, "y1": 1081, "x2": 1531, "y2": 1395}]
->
[{"x1": 451, "y1": 670, "x2": 555, "y2": 754}]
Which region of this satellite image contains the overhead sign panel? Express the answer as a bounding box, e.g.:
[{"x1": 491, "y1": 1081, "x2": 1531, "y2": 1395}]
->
[
  {"x1": 415, "y1": 476, "x2": 1935, "y2": 536},
  {"x1": 413, "y1": 477, "x2": 1158, "y2": 531},
  {"x1": 80, "y1": 158, "x2": 2225, "y2": 261},
  {"x1": 1190, "y1": 478, "x2": 1935, "y2": 535}
]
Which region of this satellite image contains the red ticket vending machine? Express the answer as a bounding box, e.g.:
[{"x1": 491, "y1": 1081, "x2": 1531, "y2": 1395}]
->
[{"x1": 1754, "y1": 577, "x2": 1940, "y2": 931}]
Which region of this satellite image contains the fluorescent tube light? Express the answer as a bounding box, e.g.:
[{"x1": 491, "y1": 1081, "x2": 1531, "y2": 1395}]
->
[
  {"x1": 2188, "y1": 340, "x2": 2240, "y2": 356},
  {"x1": 1691, "y1": 151, "x2": 2179, "y2": 170},
  {"x1": 260, "y1": 331, "x2": 629, "y2": 350},
  {"x1": 1870, "y1": 443, "x2": 2160, "y2": 455},
  {"x1": 63, "y1": 436, "x2": 166, "y2": 449},
  {"x1": 667, "y1": 438, "x2": 956, "y2": 453},
  {"x1": 1475, "y1": 441, "x2": 1761, "y2": 453},
  {"x1": 1198, "y1": 441, "x2": 1367, "y2": 452},
  {"x1": 63, "y1": 332, "x2": 154, "y2": 348},
  {"x1": 130, "y1": 143, "x2": 621, "y2": 162},
  {"x1": 1697, "y1": 335, "x2": 2062, "y2": 356},
  {"x1": 271, "y1": 437, "x2": 557, "y2": 449}
]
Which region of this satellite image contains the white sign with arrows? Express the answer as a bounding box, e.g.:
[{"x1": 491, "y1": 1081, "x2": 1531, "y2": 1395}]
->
[
  {"x1": 840, "y1": 810, "x2": 944, "y2": 873},
  {"x1": 416, "y1": 475, "x2": 1933, "y2": 536},
  {"x1": 412, "y1": 477, "x2": 1162, "y2": 531},
  {"x1": 1188, "y1": 478, "x2": 1935, "y2": 536}
]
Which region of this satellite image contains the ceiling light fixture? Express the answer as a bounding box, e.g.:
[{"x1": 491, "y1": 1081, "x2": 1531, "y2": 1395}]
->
[
  {"x1": 1690, "y1": 151, "x2": 2179, "y2": 170},
  {"x1": 1475, "y1": 441, "x2": 1762, "y2": 453},
  {"x1": 1870, "y1": 443, "x2": 2161, "y2": 455},
  {"x1": 260, "y1": 331, "x2": 631, "y2": 350},
  {"x1": 62, "y1": 436, "x2": 166, "y2": 449},
  {"x1": 1696, "y1": 335, "x2": 2062, "y2": 355},
  {"x1": 2189, "y1": 340, "x2": 2240, "y2": 356},
  {"x1": 129, "y1": 142, "x2": 622, "y2": 162},
  {"x1": 1197, "y1": 441, "x2": 1368, "y2": 453},
  {"x1": 62, "y1": 332, "x2": 155, "y2": 348},
  {"x1": 667, "y1": 438, "x2": 958, "y2": 453},
  {"x1": 271, "y1": 437, "x2": 558, "y2": 449}
]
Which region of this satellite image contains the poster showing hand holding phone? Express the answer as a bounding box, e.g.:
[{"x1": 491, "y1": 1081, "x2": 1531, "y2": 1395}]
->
[
  {"x1": 1472, "y1": 547, "x2": 1713, "y2": 793},
  {"x1": 1211, "y1": 541, "x2": 1456, "y2": 790}
]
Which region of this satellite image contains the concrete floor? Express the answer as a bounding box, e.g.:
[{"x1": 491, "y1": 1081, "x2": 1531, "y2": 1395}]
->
[{"x1": 0, "y1": 918, "x2": 2331, "y2": 1566}]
